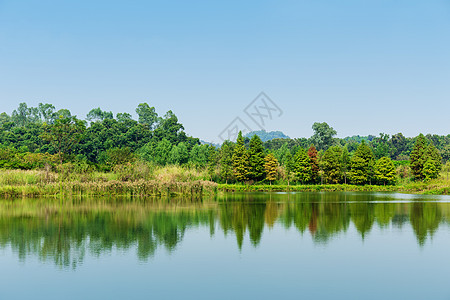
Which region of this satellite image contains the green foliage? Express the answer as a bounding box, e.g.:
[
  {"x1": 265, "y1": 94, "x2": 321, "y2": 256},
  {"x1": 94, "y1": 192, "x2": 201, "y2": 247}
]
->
[
  {"x1": 341, "y1": 146, "x2": 351, "y2": 184},
  {"x1": 189, "y1": 144, "x2": 209, "y2": 167},
  {"x1": 410, "y1": 134, "x2": 428, "y2": 180},
  {"x1": 374, "y1": 157, "x2": 396, "y2": 185},
  {"x1": 168, "y1": 142, "x2": 189, "y2": 165},
  {"x1": 136, "y1": 103, "x2": 158, "y2": 128},
  {"x1": 100, "y1": 147, "x2": 135, "y2": 168},
  {"x1": 294, "y1": 148, "x2": 312, "y2": 183},
  {"x1": 219, "y1": 141, "x2": 234, "y2": 183},
  {"x1": 86, "y1": 107, "x2": 114, "y2": 122},
  {"x1": 322, "y1": 146, "x2": 343, "y2": 184},
  {"x1": 264, "y1": 153, "x2": 278, "y2": 182},
  {"x1": 310, "y1": 122, "x2": 337, "y2": 151},
  {"x1": 232, "y1": 132, "x2": 249, "y2": 182},
  {"x1": 247, "y1": 135, "x2": 266, "y2": 181},
  {"x1": 423, "y1": 159, "x2": 438, "y2": 181},
  {"x1": 41, "y1": 116, "x2": 86, "y2": 163},
  {"x1": 349, "y1": 141, "x2": 375, "y2": 185}
]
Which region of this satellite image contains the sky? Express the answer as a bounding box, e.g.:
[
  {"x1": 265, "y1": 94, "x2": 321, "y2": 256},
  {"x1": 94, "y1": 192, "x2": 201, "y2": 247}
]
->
[{"x1": 0, "y1": 0, "x2": 449, "y2": 143}]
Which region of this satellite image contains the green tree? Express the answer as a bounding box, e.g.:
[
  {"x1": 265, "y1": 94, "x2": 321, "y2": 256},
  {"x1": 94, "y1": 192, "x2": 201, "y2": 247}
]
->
[
  {"x1": 220, "y1": 141, "x2": 234, "y2": 183},
  {"x1": 425, "y1": 144, "x2": 442, "y2": 175},
  {"x1": 284, "y1": 151, "x2": 295, "y2": 185},
  {"x1": 189, "y1": 144, "x2": 209, "y2": 167},
  {"x1": 264, "y1": 153, "x2": 278, "y2": 184},
  {"x1": 294, "y1": 148, "x2": 312, "y2": 184},
  {"x1": 322, "y1": 146, "x2": 343, "y2": 183},
  {"x1": 247, "y1": 135, "x2": 266, "y2": 181},
  {"x1": 310, "y1": 122, "x2": 337, "y2": 151},
  {"x1": 41, "y1": 116, "x2": 86, "y2": 163},
  {"x1": 136, "y1": 103, "x2": 158, "y2": 129},
  {"x1": 374, "y1": 157, "x2": 396, "y2": 185},
  {"x1": 410, "y1": 134, "x2": 429, "y2": 180},
  {"x1": 232, "y1": 131, "x2": 249, "y2": 182},
  {"x1": 423, "y1": 159, "x2": 438, "y2": 181},
  {"x1": 341, "y1": 147, "x2": 351, "y2": 184},
  {"x1": 168, "y1": 142, "x2": 189, "y2": 165},
  {"x1": 349, "y1": 141, "x2": 375, "y2": 185},
  {"x1": 86, "y1": 107, "x2": 114, "y2": 122},
  {"x1": 38, "y1": 103, "x2": 55, "y2": 124}
]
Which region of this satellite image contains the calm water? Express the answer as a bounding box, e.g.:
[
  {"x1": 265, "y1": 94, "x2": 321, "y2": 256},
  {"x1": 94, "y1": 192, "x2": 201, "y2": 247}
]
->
[{"x1": 1, "y1": 192, "x2": 450, "y2": 300}]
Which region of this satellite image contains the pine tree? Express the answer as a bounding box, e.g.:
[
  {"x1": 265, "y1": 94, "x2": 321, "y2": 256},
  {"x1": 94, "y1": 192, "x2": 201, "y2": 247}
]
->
[
  {"x1": 322, "y1": 146, "x2": 343, "y2": 184},
  {"x1": 207, "y1": 146, "x2": 217, "y2": 180},
  {"x1": 425, "y1": 144, "x2": 442, "y2": 176},
  {"x1": 264, "y1": 153, "x2": 278, "y2": 184},
  {"x1": 423, "y1": 158, "x2": 438, "y2": 181},
  {"x1": 248, "y1": 135, "x2": 266, "y2": 181},
  {"x1": 294, "y1": 148, "x2": 312, "y2": 184},
  {"x1": 220, "y1": 141, "x2": 234, "y2": 183},
  {"x1": 307, "y1": 145, "x2": 319, "y2": 183},
  {"x1": 349, "y1": 140, "x2": 375, "y2": 185},
  {"x1": 341, "y1": 147, "x2": 351, "y2": 184},
  {"x1": 374, "y1": 157, "x2": 396, "y2": 185},
  {"x1": 232, "y1": 131, "x2": 249, "y2": 182},
  {"x1": 410, "y1": 134, "x2": 428, "y2": 180},
  {"x1": 284, "y1": 152, "x2": 295, "y2": 185}
]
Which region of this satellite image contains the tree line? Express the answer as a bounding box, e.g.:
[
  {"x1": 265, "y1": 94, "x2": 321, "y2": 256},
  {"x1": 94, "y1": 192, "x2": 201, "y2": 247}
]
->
[{"x1": 0, "y1": 103, "x2": 447, "y2": 184}]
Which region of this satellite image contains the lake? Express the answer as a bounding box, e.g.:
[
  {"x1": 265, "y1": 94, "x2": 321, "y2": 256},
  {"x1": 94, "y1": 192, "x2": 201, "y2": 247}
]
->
[{"x1": 1, "y1": 192, "x2": 449, "y2": 299}]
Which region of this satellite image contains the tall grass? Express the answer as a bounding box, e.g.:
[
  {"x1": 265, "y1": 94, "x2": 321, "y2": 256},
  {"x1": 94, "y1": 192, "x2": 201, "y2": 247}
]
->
[{"x1": 0, "y1": 163, "x2": 217, "y2": 198}]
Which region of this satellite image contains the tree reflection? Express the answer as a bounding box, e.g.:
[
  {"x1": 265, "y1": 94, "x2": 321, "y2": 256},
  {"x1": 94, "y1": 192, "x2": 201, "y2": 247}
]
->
[{"x1": 0, "y1": 194, "x2": 448, "y2": 268}]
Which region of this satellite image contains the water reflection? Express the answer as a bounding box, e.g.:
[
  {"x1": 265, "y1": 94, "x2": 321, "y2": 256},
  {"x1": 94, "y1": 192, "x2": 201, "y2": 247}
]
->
[{"x1": 0, "y1": 193, "x2": 449, "y2": 268}]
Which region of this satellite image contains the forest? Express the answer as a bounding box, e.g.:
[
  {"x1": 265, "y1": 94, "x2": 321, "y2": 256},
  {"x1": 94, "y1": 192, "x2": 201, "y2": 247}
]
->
[{"x1": 0, "y1": 102, "x2": 450, "y2": 190}]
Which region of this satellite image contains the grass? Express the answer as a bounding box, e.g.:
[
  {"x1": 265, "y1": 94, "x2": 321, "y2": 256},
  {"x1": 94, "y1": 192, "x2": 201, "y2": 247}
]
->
[
  {"x1": 0, "y1": 164, "x2": 217, "y2": 198},
  {"x1": 1, "y1": 163, "x2": 450, "y2": 198},
  {"x1": 217, "y1": 179, "x2": 450, "y2": 195}
]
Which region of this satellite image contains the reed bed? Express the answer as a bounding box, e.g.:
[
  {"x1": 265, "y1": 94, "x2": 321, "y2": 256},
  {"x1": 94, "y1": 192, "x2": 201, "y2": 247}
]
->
[{"x1": 0, "y1": 180, "x2": 218, "y2": 198}]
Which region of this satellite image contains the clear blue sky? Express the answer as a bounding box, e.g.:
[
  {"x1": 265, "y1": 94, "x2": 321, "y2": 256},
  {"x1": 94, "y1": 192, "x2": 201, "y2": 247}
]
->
[{"x1": 1, "y1": 0, "x2": 449, "y2": 142}]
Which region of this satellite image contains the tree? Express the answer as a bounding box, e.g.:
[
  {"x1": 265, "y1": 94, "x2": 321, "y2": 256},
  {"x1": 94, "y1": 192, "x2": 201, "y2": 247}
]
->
[
  {"x1": 423, "y1": 159, "x2": 438, "y2": 181},
  {"x1": 247, "y1": 135, "x2": 266, "y2": 181},
  {"x1": 425, "y1": 144, "x2": 442, "y2": 175},
  {"x1": 86, "y1": 108, "x2": 113, "y2": 122},
  {"x1": 232, "y1": 131, "x2": 249, "y2": 182},
  {"x1": 11, "y1": 103, "x2": 31, "y2": 127},
  {"x1": 0, "y1": 112, "x2": 11, "y2": 125},
  {"x1": 168, "y1": 142, "x2": 189, "y2": 165},
  {"x1": 374, "y1": 157, "x2": 396, "y2": 185},
  {"x1": 189, "y1": 144, "x2": 209, "y2": 167},
  {"x1": 206, "y1": 146, "x2": 217, "y2": 180},
  {"x1": 41, "y1": 116, "x2": 86, "y2": 163},
  {"x1": 220, "y1": 141, "x2": 234, "y2": 183},
  {"x1": 410, "y1": 134, "x2": 429, "y2": 181},
  {"x1": 294, "y1": 148, "x2": 312, "y2": 184},
  {"x1": 322, "y1": 146, "x2": 343, "y2": 184},
  {"x1": 341, "y1": 147, "x2": 351, "y2": 184},
  {"x1": 310, "y1": 122, "x2": 337, "y2": 151},
  {"x1": 307, "y1": 145, "x2": 319, "y2": 183},
  {"x1": 38, "y1": 103, "x2": 55, "y2": 124},
  {"x1": 284, "y1": 151, "x2": 295, "y2": 185},
  {"x1": 116, "y1": 112, "x2": 133, "y2": 123},
  {"x1": 264, "y1": 153, "x2": 278, "y2": 184},
  {"x1": 136, "y1": 103, "x2": 158, "y2": 129},
  {"x1": 349, "y1": 141, "x2": 375, "y2": 185}
]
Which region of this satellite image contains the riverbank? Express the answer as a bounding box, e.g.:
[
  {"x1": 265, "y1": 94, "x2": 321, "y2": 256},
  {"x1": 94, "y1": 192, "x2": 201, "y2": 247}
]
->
[
  {"x1": 218, "y1": 180, "x2": 450, "y2": 195},
  {"x1": 0, "y1": 168, "x2": 217, "y2": 198},
  {"x1": 1, "y1": 168, "x2": 449, "y2": 198}
]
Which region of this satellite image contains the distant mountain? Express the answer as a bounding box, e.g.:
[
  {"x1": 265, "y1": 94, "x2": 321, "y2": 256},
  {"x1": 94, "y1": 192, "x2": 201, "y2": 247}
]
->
[{"x1": 245, "y1": 130, "x2": 290, "y2": 142}]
